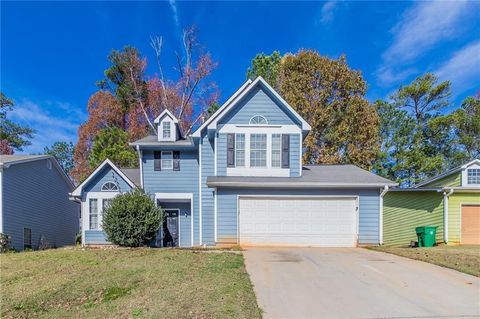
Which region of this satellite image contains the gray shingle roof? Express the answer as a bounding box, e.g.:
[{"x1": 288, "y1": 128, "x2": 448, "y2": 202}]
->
[
  {"x1": 130, "y1": 135, "x2": 194, "y2": 147},
  {"x1": 0, "y1": 155, "x2": 51, "y2": 165},
  {"x1": 119, "y1": 168, "x2": 141, "y2": 187},
  {"x1": 207, "y1": 165, "x2": 397, "y2": 188}
]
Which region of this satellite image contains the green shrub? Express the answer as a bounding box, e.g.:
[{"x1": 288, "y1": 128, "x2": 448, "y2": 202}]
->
[
  {"x1": 0, "y1": 233, "x2": 11, "y2": 253},
  {"x1": 102, "y1": 189, "x2": 163, "y2": 247}
]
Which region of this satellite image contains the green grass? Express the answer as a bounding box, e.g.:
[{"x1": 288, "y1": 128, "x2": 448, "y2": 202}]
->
[
  {"x1": 0, "y1": 248, "x2": 261, "y2": 319},
  {"x1": 369, "y1": 245, "x2": 480, "y2": 277}
]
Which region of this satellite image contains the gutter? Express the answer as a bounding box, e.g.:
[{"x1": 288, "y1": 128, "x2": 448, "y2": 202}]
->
[
  {"x1": 379, "y1": 185, "x2": 389, "y2": 245},
  {"x1": 206, "y1": 181, "x2": 398, "y2": 188},
  {"x1": 440, "y1": 188, "x2": 454, "y2": 244}
]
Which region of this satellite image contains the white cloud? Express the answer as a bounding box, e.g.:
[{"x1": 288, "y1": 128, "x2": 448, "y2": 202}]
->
[
  {"x1": 8, "y1": 99, "x2": 86, "y2": 154},
  {"x1": 169, "y1": 0, "x2": 180, "y2": 28},
  {"x1": 377, "y1": 1, "x2": 471, "y2": 86},
  {"x1": 319, "y1": 1, "x2": 338, "y2": 24},
  {"x1": 436, "y1": 41, "x2": 480, "y2": 96}
]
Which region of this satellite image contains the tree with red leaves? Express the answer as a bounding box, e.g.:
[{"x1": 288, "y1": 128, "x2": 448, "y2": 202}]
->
[{"x1": 71, "y1": 26, "x2": 218, "y2": 182}]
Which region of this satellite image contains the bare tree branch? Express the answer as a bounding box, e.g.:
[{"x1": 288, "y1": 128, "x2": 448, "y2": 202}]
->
[
  {"x1": 150, "y1": 35, "x2": 169, "y2": 109},
  {"x1": 129, "y1": 67, "x2": 157, "y2": 134}
]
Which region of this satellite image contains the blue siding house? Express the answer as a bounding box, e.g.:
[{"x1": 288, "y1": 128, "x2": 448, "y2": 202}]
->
[
  {"x1": 0, "y1": 155, "x2": 79, "y2": 251},
  {"x1": 71, "y1": 77, "x2": 396, "y2": 248}
]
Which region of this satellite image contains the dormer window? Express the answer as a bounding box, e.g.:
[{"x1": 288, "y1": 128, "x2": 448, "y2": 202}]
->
[
  {"x1": 467, "y1": 169, "x2": 480, "y2": 185},
  {"x1": 163, "y1": 121, "x2": 171, "y2": 139},
  {"x1": 249, "y1": 115, "x2": 268, "y2": 125}
]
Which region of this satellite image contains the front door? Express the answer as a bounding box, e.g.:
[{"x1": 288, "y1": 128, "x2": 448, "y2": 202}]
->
[{"x1": 163, "y1": 210, "x2": 179, "y2": 247}]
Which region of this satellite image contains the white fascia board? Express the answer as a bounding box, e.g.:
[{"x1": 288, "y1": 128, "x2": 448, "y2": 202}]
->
[
  {"x1": 154, "y1": 109, "x2": 179, "y2": 124},
  {"x1": 70, "y1": 159, "x2": 136, "y2": 197},
  {"x1": 206, "y1": 77, "x2": 311, "y2": 133},
  {"x1": 191, "y1": 79, "x2": 253, "y2": 137},
  {"x1": 461, "y1": 158, "x2": 480, "y2": 169}
]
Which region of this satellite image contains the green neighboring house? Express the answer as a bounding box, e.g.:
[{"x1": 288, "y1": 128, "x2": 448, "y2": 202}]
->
[{"x1": 383, "y1": 159, "x2": 480, "y2": 246}]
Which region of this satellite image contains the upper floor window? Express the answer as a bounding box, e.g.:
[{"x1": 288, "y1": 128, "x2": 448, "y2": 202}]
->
[
  {"x1": 163, "y1": 121, "x2": 171, "y2": 139},
  {"x1": 467, "y1": 169, "x2": 480, "y2": 184},
  {"x1": 161, "y1": 151, "x2": 173, "y2": 169},
  {"x1": 101, "y1": 182, "x2": 119, "y2": 192},
  {"x1": 249, "y1": 115, "x2": 268, "y2": 125},
  {"x1": 271, "y1": 134, "x2": 281, "y2": 168},
  {"x1": 236, "y1": 134, "x2": 245, "y2": 167},
  {"x1": 250, "y1": 134, "x2": 267, "y2": 167}
]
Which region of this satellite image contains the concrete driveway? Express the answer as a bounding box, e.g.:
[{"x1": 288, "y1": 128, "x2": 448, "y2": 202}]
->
[{"x1": 243, "y1": 247, "x2": 480, "y2": 319}]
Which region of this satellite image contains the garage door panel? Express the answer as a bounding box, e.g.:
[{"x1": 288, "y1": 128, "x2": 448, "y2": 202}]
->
[{"x1": 239, "y1": 197, "x2": 357, "y2": 247}]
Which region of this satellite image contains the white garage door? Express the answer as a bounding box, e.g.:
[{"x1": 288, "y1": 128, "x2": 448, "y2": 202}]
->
[{"x1": 239, "y1": 197, "x2": 358, "y2": 247}]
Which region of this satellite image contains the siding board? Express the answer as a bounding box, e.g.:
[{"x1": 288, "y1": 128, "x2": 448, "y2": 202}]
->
[
  {"x1": 383, "y1": 191, "x2": 444, "y2": 247},
  {"x1": 3, "y1": 159, "x2": 79, "y2": 251},
  {"x1": 217, "y1": 188, "x2": 380, "y2": 245}
]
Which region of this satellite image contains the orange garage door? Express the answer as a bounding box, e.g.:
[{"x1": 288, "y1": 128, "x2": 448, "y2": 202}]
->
[{"x1": 461, "y1": 205, "x2": 480, "y2": 245}]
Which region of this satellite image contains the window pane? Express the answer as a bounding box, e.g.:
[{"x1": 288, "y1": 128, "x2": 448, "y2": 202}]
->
[
  {"x1": 272, "y1": 134, "x2": 281, "y2": 168},
  {"x1": 103, "y1": 199, "x2": 113, "y2": 211},
  {"x1": 468, "y1": 169, "x2": 480, "y2": 184},
  {"x1": 250, "y1": 134, "x2": 267, "y2": 167},
  {"x1": 161, "y1": 151, "x2": 173, "y2": 169},
  {"x1": 89, "y1": 199, "x2": 98, "y2": 230},
  {"x1": 163, "y1": 121, "x2": 171, "y2": 138},
  {"x1": 235, "y1": 134, "x2": 245, "y2": 167}
]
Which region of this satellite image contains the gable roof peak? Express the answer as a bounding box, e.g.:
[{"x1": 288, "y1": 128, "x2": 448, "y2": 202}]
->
[
  {"x1": 191, "y1": 76, "x2": 311, "y2": 137},
  {"x1": 154, "y1": 109, "x2": 179, "y2": 124}
]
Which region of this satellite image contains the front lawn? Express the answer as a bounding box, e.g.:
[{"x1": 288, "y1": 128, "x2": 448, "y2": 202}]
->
[
  {"x1": 369, "y1": 245, "x2": 480, "y2": 277},
  {"x1": 0, "y1": 248, "x2": 261, "y2": 319}
]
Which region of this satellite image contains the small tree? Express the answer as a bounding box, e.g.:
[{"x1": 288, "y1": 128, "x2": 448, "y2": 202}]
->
[{"x1": 102, "y1": 189, "x2": 163, "y2": 247}]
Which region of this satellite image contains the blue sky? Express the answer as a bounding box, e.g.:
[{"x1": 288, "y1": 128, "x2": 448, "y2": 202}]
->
[{"x1": 2, "y1": 1, "x2": 479, "y2": 154}]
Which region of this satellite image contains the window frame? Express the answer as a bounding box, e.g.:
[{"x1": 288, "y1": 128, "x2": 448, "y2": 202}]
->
[
  {"x1": 249, "y1": 115, "x2": 268, "y2": 125},
  {"x1": 250, "y1": 133, "x2": 267, "y2": 167},
  {"x1": 101, "y1": 181, "x2": 119, "y2": 192},
  {"x1": 271, "y1": 134, "x2": 281, "y2": 168},
  {"x1": 235, "y1": 133, "x2": 245, "y2": 167},
  {"x1": 161, "y1": 151, "x2": 173, "y2": 170},
  {"x1": 162, "y1": 121, "x2": 171, "y2": 139},
  {"x1": 89, "y1": 198, "x2": 99, "y2": 230},
  {"x1": 467, "y1": 168, "x2": 480, "y2": 185}
]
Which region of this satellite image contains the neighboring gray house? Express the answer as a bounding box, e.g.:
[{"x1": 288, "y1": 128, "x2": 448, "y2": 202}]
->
[
  {"x1": 0, "y1": 155, "x2": 79, "y2": 251},
  {"x1": 71, "y1": 76, "x2": 396, "y2": 248}
]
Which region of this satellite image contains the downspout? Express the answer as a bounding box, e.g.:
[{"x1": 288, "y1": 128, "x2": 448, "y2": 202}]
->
[
  {"x1": 136, "y1": 145, "x2": 143, "y2": 189},
  {"x1": 379, "y1": 185, "x2": 389, "y2": 245},
  {"x1": 442, "y1": 188, "x2": 454, "y2": 244}
]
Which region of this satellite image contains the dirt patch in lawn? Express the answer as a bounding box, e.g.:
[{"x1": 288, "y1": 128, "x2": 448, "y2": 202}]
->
[
  {"x1": 0, "y1": 248, "x2": 261, "y2": 319},
  {"x1": 369, "y1": 245, "x2": 480, "y2": 277}
]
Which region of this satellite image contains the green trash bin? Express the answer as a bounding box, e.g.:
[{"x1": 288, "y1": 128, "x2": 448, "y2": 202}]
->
[{"x1": 415, "y1": 226, "x2": 438, "y2": 247}]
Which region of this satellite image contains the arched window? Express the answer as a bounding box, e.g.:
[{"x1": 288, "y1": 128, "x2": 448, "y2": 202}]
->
[
  {"x1": 249, "y1": 115, "x2": 268, "y2": 125},
  {"x1": 101, "y1": 181, "x2": 119, "y2": 191}
]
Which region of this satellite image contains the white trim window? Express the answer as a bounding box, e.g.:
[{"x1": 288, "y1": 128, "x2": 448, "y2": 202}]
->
[
  {"x1": 250, "y1": 134, "x2": 267, "y2": 167},
  {"x1": 467, "y1": 168, "x2": 480, "y2": 185},
  {"x1": 161, "y1": 151, "x2": 173, "y2": 170},
  {"x1": 103, "y1": 198, "x2": 113, "y2": 212},
  {"x1": 236, "y1": 134, "x2": 245, "y2": 167},
  {"x1": 271, "y1": 134, "x2": 281, "y2": 168},
  {"x1": 89, "y1": 199, "x2": 99, "y2": 230},
  {"x1": 101, "y1": 181, "x2": 119, "y2": 191},
  {"x1": 249, "y1": 115, "x2": 268, "y2": 125},
  {"x1": 163, "y1": 121, "x2": 171, "y2": 139}
]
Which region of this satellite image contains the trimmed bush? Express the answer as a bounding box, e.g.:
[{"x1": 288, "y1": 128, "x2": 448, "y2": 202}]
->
[{"x1": 102, "y1": 189, "x2": 163, "y2": 247}]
